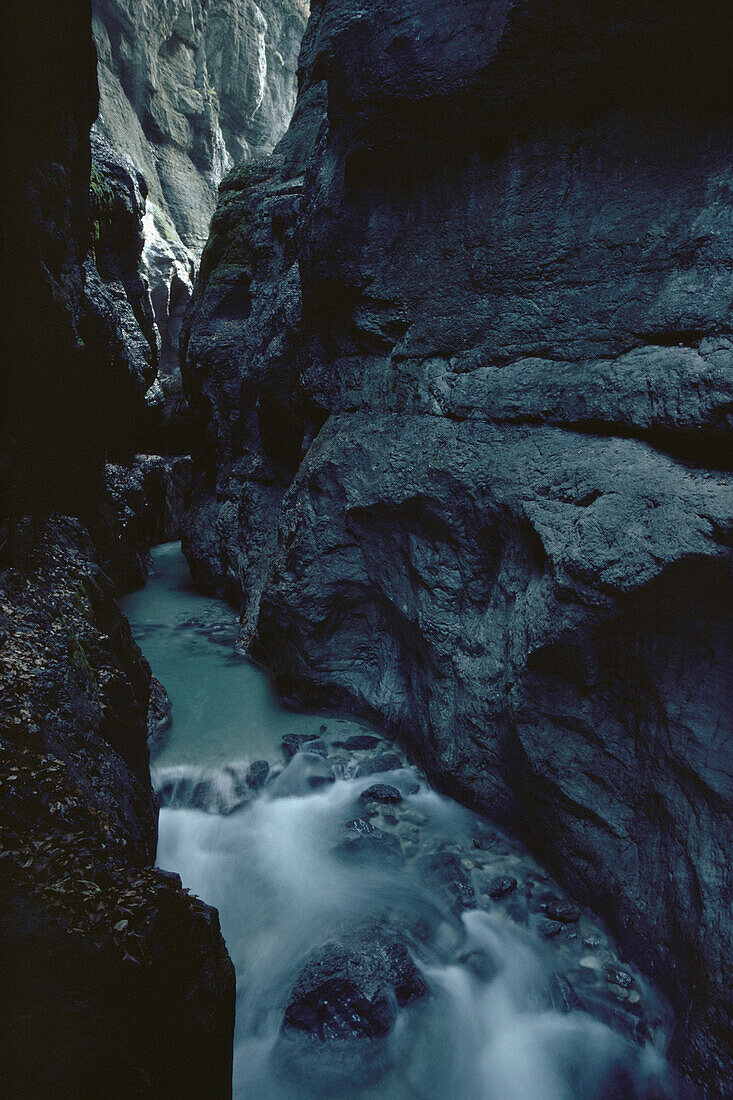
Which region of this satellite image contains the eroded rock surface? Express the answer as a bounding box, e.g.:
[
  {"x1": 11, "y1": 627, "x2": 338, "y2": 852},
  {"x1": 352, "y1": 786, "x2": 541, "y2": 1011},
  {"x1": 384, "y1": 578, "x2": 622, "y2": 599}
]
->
[
  {"x1": 93, "y1": 0, "x2": 309, "y2": 256},
  {"x1": 282, "y1": 926, "x2": 428, "y2": 1041},
  {"x1": 181, "y1": 1, "x2": 733, "y2": 1091},
  {"x1": 95, "y1": 455, "x2": 193, "y2": 592},
  {"x1": 92, "y1": 0, "x2": 309, "y2": 448}
]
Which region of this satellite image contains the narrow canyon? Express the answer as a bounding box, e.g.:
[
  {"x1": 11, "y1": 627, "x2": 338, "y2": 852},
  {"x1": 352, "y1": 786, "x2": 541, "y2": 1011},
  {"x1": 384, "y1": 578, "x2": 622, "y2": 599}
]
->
[{"x1": 1, "y1": 1, "x2": 731, "y2": 1096}]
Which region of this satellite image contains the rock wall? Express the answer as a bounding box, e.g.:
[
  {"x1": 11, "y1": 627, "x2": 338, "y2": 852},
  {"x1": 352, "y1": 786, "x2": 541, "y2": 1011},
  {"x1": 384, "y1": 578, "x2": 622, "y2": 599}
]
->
[
  {"x1": 0, "y1": 519, "x2": 234, "y2": 1096},
  {"x1": 92, "y1": 0, "x2": 309, "y2": 451},
  {"x1": 181, "y1": 0, "x2": 733, "y2": 1092},
  {"x1": 93, "y1": 0, "x2": 309, "y2": 256},
  {"x1": 0, "y1": 2, "x2": 235, "y2": 1091}
]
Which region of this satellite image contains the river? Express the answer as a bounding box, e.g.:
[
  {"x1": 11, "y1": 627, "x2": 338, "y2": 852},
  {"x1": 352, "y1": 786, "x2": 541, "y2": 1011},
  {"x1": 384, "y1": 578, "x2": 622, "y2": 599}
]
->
[{"x1": 120, "y1": 542, "x2": 678, "y2": 1099}]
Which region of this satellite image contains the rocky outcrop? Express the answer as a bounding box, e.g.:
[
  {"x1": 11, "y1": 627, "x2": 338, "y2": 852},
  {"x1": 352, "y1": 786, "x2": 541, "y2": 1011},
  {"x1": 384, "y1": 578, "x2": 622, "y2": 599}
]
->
[
  {"x1": 282, "y1": 925, "x2": 428, "y2": 1041},
  {"x1": 95, "y1": 455, "x2": 194, "y2": 593},
  {"x1": 93, "y1": 0, "x2": 308, "y2": 256},
  {"x1": 0, "y1": 2, "x2": 235, "y2": 1090},
  {"x1": 85, "y1": 127, "x2": 161, "y2": 458},
  {"x1": 92, "y1": 0, "x2": 309, "y2": 445},
  {"x1": 0, "y1": 518, "x2": 234, "y2": 1095},
  {"x1": 181, "y1": 0, "x2": 733, "y2": 1092}
]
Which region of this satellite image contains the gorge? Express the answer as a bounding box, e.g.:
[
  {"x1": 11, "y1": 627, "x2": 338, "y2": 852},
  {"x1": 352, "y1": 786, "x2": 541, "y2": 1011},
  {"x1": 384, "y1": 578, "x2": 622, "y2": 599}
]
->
[{"x1": 1, "y1": 0, "x2": 731, "y2": 1097}]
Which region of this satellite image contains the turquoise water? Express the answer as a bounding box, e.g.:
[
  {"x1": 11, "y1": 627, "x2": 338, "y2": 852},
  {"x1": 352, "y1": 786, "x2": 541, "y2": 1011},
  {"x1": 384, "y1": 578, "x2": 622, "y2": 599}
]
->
[
  {"x1": 120, "y1": 542, "x2": 372, "y2": 772},
  {"x1": 122, "y1": 543, "x2": 677, "y2": 1100}
]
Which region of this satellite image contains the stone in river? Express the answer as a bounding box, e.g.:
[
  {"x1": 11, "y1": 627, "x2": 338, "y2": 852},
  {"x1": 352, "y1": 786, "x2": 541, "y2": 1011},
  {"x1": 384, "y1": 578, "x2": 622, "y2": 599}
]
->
[
  {"x1": 282, "y1": 734, "x2": 327, "y2": 760},
  {"x1": 360, "y1": 784, "x2": 403, "y2": 805},
  {"x1": 603, "y1": 964, "x2": 634, "y2": 989},
  {"x1": 488, "y1": 876, "x2": 517, "y2": 900},
  {"x1": 282, "y1": 928, "x2": 428, "y2": 1040},
  {"x1": 544, "y1": 899, "x2": 581, "y2": 923},
  {"x1": 538, "y1": 918, "x2": 563, "y2": 939}
]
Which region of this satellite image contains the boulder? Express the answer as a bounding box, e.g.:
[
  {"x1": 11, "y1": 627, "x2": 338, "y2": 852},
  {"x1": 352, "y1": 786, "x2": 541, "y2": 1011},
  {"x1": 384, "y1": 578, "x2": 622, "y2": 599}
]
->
[{"x1": 282, "y1": 927, "x2": 428, "y2": 1040}]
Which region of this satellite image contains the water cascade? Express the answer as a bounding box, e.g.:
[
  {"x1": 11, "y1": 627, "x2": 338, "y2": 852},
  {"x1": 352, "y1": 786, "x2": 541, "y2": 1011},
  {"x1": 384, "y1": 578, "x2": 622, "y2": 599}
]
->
[{"x1": 121, "y1": 544, "x2": 681, "y2": 1099}]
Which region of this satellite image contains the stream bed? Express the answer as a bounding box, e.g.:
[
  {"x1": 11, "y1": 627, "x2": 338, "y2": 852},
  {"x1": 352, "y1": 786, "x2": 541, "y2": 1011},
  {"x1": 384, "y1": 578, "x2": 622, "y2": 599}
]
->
[{"x1": 120, "y1": 543, "x2": 680, "y2": 1099}]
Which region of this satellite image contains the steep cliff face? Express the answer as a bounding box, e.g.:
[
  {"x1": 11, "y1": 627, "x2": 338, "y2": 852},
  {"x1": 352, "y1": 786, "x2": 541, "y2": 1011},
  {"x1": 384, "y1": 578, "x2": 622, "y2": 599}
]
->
[
  {"x1": 93, "y1": 0, "x2": 309, "y2": 255},
  {"x1": 0, "y1": 1, "x2": 235, "y2": 1090},
  {"x1": 182, "y1": 0, "x2": 733, "y2": 1091},
  {"x1": 92, "y1": 0, "x2": 309, "y2": 453}
]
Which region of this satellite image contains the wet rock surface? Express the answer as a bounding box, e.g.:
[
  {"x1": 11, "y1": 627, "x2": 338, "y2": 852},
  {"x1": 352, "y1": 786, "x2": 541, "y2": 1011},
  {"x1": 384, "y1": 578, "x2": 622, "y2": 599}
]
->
[
  {"x1": 180, "y1": 1, "x2": 733, "y2": 1090},
  {"x1": 282, "y1": 926, "x2": 428, "y2": 1041},
  {"x1": 94, "y1": 455, "x2": 194, "y2": 593}
]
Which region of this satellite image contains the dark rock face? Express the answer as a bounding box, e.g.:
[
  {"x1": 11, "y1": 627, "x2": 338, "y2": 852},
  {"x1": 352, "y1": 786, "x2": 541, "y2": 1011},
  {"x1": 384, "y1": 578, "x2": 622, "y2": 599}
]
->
[
  {"x1": 0, "y1": 3, "x2": 166, "y2": 525},
  {"x1": 0, "y1": 1, "x2": 103, "y2": 517},
  {"x1": 0, "y1": 4, "x2": 235, "y2": 1090},
  {"x1": 282, "y1": 927, "x2": 428, "y2": 1041},
  {"x1": 94, "y1": 455, "x2": 194, "y2": 593},
  {"x1": 181, "y1": 1, "x2": 733, "y2": 1092},
  {"x1": 0, "y1": 518, "x2": 235, "y2": 1096},
  {"x1": 89, "y1": 127, "x2": 158, "y2": 387}
]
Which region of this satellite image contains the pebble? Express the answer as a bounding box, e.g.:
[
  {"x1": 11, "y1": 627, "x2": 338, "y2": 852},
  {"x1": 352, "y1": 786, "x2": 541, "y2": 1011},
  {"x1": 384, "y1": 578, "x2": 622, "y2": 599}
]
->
[
  {"x1": 544, "y1": 899, "x2": 580, "y2": 923},
  {"x1": 537, "y1": 918, "x2": 563, "y2": 939},
  {"x1": 579, "y1": 955, "x2": 601, "y2": 970},
  {"x1": 583, "y1": 934, "x2": 605, "y2": 948}
]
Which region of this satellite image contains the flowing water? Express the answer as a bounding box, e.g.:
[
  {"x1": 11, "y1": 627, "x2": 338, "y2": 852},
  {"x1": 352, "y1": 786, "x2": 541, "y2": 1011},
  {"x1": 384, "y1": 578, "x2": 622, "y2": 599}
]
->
[{"x1": 121, "y1": 543, "x2": 679, "y2": 1099}]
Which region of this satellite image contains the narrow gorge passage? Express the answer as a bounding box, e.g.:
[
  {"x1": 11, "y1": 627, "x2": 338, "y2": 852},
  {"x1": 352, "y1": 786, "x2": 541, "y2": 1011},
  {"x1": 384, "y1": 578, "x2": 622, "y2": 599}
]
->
[{"x1": 122, "y1": 545, "x2": 680, "y2": 1099}]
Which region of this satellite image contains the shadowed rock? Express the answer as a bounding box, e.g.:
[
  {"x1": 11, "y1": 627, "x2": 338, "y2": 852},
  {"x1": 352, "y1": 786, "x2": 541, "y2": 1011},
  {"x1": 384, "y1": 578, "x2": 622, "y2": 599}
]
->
[{"x1": 283, "y1": 927, "x2": 428, "y2": 1041}]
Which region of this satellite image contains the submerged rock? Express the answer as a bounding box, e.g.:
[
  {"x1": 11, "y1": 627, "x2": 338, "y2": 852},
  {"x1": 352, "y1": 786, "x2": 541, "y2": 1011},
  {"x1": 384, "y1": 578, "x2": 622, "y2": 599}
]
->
[
  {"x1": 355, "y1": 751, "x2": 405, "y2": 777},
  {"x1": 336, "y1": 821, "x2": 404, "y2": 866},
  {"x1": 416, "y1": 852, "x2": 476, "y2": 915},
  {"x1": 282, "y1": 733, "x2": 327, "y2": 760},
  {"x1": 335, "y1": 734, "x2": 381, "y2": 751}
]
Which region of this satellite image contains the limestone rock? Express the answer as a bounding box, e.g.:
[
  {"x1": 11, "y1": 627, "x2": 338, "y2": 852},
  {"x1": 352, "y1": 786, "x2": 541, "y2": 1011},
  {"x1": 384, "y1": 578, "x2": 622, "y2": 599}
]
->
[
  {"x1": 92, "y1": 0, "x2": 309, "y2": 256},
  {"x1": 180, "y1": 0, "x2": 733, "y2": 1091}
]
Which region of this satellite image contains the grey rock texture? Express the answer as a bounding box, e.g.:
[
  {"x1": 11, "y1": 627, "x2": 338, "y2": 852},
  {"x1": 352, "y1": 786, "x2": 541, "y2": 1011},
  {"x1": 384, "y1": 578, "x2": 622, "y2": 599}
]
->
[
  {"x1": 92, "y1": 0, "x2": 309, "y2": 442},
  {"x1": 181, "y1": 1, "x2": 733, "y2": 1092},
  {"x1": 92, "y1": 0, "x2": 309, "y2": 256},
  {"x1": 85, "y1": 126, "x2": 160, "y2": 454},
  {"x1": 95, "y1": 455, "x2": 194, "y2": 593},
  {"x1": 282, "y1": 925, "x2": 428, "y2": 1041}
]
